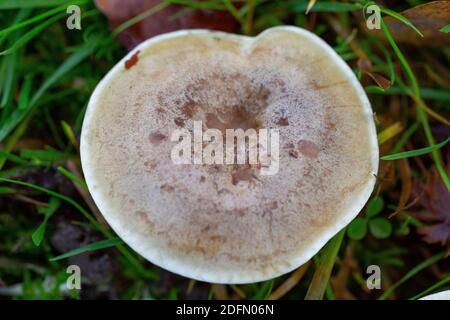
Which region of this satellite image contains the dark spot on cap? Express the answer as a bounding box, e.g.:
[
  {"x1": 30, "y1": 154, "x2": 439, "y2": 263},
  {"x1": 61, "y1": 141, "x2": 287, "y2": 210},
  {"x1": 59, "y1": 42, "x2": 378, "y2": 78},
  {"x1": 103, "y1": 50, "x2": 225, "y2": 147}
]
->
[
  {"x1": 231, "y1": 165, "x2": 258, "y2": 186},
  {"x1": 174, "y1": 117, "x2": 185, "y2": 127},
  {"x1": 160, "y1": 184, "x2": 174, "y2": 192},
  {"x1": 149, "y1": 131, "x2": 167, "y2": 144},
  {"x1": 309, "y1": 80, "x2": 346, "y2": 90},
  {"x1": 144, "y1": 160, "x2": 157, "y2": 172},
  {"x1": 298, "y1": 140, "x2": 320, "y2": 158},
  {"x1": 285, "y1": 143, "x2": 298, "y2": 158},
  {"x1": 276, "y1": 117, "x2": 289, "y2": 126},
  {"x1": 206, "y1": 105, "x2": 262, "y2": 133},
  {"x1": 136, "y1": 210, "x2": 154, "y2": 228},
  {"x1": 289, "y1": 150, "x2": 299, "y2": 158},
  {"x1": 181, "y1": 100, "x2": 196, "y2": 118},
  {"x1": 125, "y1": 50, "x2": 140, "y2": 69}
]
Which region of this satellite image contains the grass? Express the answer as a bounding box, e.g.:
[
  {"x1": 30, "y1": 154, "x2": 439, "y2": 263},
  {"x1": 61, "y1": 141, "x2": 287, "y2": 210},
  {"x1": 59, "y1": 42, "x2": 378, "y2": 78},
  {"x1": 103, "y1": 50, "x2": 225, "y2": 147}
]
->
[
  {"x1": 49, "y1": 238, "x2": 123, "y2": 261},
  {"x1": 380, "y1": 16, "x2": 450, "y2": 193},
  {"x1": 305, "y1": 229, "x2": 345, "y2": 300},
  {"x1": 0, "y1": 0, "x2": 449, "y2": 299},
  {"x1": 381, "y1": 136, "x2": 450, "y2": 160}
]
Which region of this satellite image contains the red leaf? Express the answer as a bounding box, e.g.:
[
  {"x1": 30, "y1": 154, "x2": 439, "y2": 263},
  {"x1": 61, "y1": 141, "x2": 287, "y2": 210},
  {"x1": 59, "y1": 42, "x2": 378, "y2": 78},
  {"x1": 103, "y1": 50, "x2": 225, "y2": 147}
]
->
[
  {"x1": 411, "y1": 155, "x2": 450, "y2": 256},
  {"x1": 418, "y1": 223, "x2": 450, "y2": 247},
  {"x1": 95, "y1": 0, "x2": 240, "y2": 50}
]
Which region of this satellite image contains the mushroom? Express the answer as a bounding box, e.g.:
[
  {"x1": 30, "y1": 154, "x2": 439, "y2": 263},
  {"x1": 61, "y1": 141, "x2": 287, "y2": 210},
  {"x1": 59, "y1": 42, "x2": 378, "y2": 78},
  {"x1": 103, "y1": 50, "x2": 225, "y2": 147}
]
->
[
  {"x1": 80, "y1": 26, "x2": 378, "y2": 283},
  {"x1": 420, "y1": 290, "x2": 450, "y2": 300}
]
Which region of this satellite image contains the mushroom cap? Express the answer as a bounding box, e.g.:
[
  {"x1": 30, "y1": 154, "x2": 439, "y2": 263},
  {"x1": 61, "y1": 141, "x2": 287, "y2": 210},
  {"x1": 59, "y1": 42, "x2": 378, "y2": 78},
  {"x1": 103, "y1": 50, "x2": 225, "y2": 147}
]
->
[
  {"x1": 420, "y1": 290, "x2": 450, "y2": 300},
  {"x1": 80, "y1": 26, "x2": 379, "y2": 284}
]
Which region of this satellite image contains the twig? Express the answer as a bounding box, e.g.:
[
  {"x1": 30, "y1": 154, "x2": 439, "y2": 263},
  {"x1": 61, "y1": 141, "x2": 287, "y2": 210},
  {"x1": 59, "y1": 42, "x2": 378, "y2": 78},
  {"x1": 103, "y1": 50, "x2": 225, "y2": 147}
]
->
[{"x1": 267, "y1": 261, "x2": 311, "y2": 300}]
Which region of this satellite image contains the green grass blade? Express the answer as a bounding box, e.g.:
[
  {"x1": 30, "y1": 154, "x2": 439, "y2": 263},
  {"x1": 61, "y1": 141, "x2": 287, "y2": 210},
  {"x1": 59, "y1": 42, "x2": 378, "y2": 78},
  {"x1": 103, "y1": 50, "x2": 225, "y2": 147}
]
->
[
  {"x1": 381, "y1": 136, "x2": 450, "y2": 160},
  {"x1": 380, "y1": 17, "x2": 450, "y2": 193},
  {"x1": 57, "y1": 166, "x2": 88, "y2": 190},
  {"x1": 0, "y1": 0, "x2": 80, "y2": 9},
  {"x1": 20, "y1": 147, "x2": 74, "y2": 163},
  {"x1": 366, "y1": 86, "x2": 450, "y2": 101},
  {"x1": 0, "y1": 150, "x2": 30, "y2": 166},
  {"x1": 291, "y1": 2, "x2": 361, "y2": 12},
  {"x1": 0, "y1": 2, "x2": 87, "y2": 36},
  {"x1": 378, "y1": 252, "x2": 445, "y2": 300},
  {"x1": 164, "y1": 0, "x2": 226, "y2": 10},
  {"x1": 29, "y1": 40, "x2": 97, "y2": 107},
  {"x1": 376, "y1": 42, "x2": 396, "y2": 85},
  {"x1": 18, "y1": 74, "x2": 33, "y2": 110},
  {"x1": 49, "y1": 238, "x2": 123, "y2": 261},
  {"x1": 0, "y1": 50, "x2": 18, "y2": 107},
  {"x1": 380, "y1": 7, "x2": 423, "y2": 37},
  {"x1": 391, "y1": 123, "x2": 418, "y2": 154},
  {"x1": 0, "y1": 186, "x2": 18, "y2": 194},
  {"x1": 112, "y1": 2, "x2": 169, "y2": 36},
  {"x1": 0, "y1": 117, "x2": 29, "y2": 169},
  {"x1": 441, "y1": 24, "x2": 450, "y2": 33},
  {"x1": 0, "y1": 39, "x2": 97, "y2": 141},
  {"x1": 305, "y1": 229, "x2": 345, "y2": 300},
  {"x1": 32, "y1": 197, "x2": 61, "y2": 246},
  {"x1": 0, "y1": 177, "x2": 103, "y2": 231},
  {"x1": 0, "y1": 177, "x2": 152, "y2": 278},
  {"x1": 221, "y1": 0, "x2": 243, "y2": 23},
  {"x1": 0, "y1": 12, "x2": 66, "y2": 56},
  {"x1": 409, "y1": 274, "x2": 450, "y2": 300},
  {"x1": 252, "y1": 280, "x2": 274, "y2": 299},
  {"x1": 60, "y1": 120, "x2": 78, "y2": 147}
]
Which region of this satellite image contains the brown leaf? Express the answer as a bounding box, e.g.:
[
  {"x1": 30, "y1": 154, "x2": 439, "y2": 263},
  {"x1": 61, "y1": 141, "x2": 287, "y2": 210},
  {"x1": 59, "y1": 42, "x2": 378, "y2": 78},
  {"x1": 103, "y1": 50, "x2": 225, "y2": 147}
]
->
[
  {"x1": 411, "y1": 157, "x2": 450, "y2": 256},
  {"x1": 381, "y1": 1, "x2": 450, "y2": 47},
  {"x1": 419, "y1": 223, "x2": 450, "y2": 248},
  {"x1": 364, "y1": 72, "x2": 391, "y2": 90},
  {"x1": 95, "y1": 0, "x2": 240, "y2": 50},
  {"x1": 357, "y1": 58, "x2": 391, "y2": 90}
]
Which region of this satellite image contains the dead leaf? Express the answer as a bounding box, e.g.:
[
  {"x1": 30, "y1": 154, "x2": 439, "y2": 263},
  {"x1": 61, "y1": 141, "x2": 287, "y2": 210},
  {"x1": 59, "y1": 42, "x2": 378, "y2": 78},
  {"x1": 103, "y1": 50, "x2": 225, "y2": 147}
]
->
[
  {"x1": 305, "y1": 0, "x2": 317, "y2": 15},
  {"x1": 95, "y1": 0, "x2": 240, "y2": 50},
  {"x1": 358, "y1": 58, "x2": 391, "y2": 89},
  {"x1": 373, "y1": 1, "x2": 450, "y2": 47},
  {"x1": 419, "y1": 223, "x2": 450, "y2": 251},
  {"x1": 267, "y1": 261, "x2": 311, "y2": 300},
  {"x1": 213, "y1": 284, "x2": 228, "y2": 300},
  {"x1": 411, "y1": 151, "x2": 450, "y2": 256},
  {"x1": 365, "y1": 72, "x2": 391, "y2": 90}
]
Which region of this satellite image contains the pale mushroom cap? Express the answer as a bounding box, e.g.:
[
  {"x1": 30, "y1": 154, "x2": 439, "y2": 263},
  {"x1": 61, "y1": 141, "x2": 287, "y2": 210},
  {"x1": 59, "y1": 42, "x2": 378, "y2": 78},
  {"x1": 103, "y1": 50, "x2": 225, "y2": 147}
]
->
[
  {"x1": 80, "y1": 26, "x2": 379, "y2": 283},
  {"x1": 420, "y1": 290, "x2": 450, "y2": 300}
]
